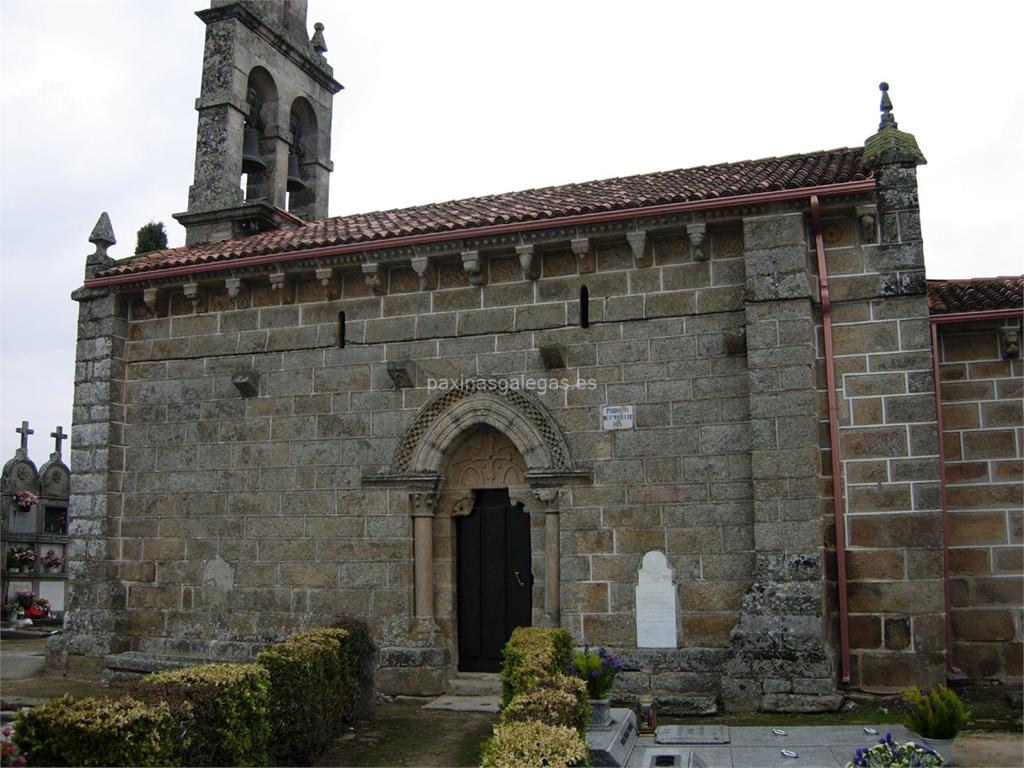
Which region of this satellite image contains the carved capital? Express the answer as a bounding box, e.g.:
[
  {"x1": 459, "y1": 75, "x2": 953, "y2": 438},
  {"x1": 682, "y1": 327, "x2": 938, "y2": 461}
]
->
[
  {"x1": 225, "y1": 276, "x2": 242, "y2": 299},
  {"x1": 409, "y1": 492, "x2": 437, "y2": 518},
  {"x1": 534, "y1": 488, "x2": 559, "y2": 512},
  {"x1": 461, "y1": 250, "x2": 485, "y2": 286},
  {"x1": 516, "y1": 244, "x2": 539, "y2": 281},
  {"x1": 315, "y1": 267, "x2": 333, "y2": 287},
  {"x1": 143, "y1": 287, "x2": 159, "y2": 310},
  {"x1": 269, "y1": 271, "x2": 287, "y2": 291},
  {"x1": 571, "y1": 237, "x2": 593, "y2": 273},
  {"x1": 687, "y1": 223, "x2": 708, "y2": 261}
]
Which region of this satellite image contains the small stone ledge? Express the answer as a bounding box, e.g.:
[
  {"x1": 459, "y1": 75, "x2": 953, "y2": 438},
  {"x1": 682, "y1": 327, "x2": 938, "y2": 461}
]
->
[
  {"x1": 102, "y1": 651, "x2": 215, "y2": 683},
  {"x1": 761, "y1": 693, "x2": 843, "y2": 713}
]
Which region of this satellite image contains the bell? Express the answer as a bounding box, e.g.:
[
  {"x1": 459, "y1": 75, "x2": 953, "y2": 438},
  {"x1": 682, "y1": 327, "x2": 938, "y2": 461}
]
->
[
  {"x1": 241, "y1": 126, "x2": 266, "y2": 175},
  {"x1": 287, "y1": 151, "x2": 307, "y2": 193}
]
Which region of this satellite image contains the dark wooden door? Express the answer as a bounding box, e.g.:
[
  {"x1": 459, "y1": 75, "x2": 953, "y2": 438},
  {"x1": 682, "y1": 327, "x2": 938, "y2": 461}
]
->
[{"x1": 456, "y1": 489, "x2": 532, "y2": 672}]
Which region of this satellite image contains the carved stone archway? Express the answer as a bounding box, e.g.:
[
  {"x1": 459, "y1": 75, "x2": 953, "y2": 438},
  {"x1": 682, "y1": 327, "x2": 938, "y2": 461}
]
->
[{"x1": 364, "y1": 384, "x2": 588, "y2": 651}]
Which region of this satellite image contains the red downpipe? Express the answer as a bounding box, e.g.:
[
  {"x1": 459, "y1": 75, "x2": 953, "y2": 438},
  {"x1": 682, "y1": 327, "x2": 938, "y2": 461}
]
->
[
  {"x1": 810, "y1": 194, "x2": 851, "y2": 684},
  {"x1": 929, "y1": 307, "x2": 1019, "y2": 675}
]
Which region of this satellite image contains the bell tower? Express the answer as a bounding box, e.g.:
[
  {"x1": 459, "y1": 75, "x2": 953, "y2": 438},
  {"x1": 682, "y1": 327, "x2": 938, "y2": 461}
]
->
[{"x1": 174, "y1": 0, "x2": 342, "y2": 246}]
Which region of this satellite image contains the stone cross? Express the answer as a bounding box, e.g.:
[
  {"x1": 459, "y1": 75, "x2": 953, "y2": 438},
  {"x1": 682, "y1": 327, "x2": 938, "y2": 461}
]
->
[
  {"x1": 51, "y1": 426, "x2": 67, "y2": 458},
  {"x1": 15, "y1": 420, "x2": 33, "y2": 453}
]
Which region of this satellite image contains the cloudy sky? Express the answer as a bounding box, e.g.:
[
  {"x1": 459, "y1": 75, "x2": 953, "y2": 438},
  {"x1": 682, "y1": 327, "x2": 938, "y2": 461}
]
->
[{"x1": 0, "y1": 0, "x2": 1021, "y2": 467}]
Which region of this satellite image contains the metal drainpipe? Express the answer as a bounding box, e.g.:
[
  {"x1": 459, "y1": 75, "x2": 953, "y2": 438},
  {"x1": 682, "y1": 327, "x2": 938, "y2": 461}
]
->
[
  {"x1": 809, "y1": 195, "x2": 851, "y2": 684},
  {"x1": 929, "y1": 306, "x2": 1019, "y2": 675}
]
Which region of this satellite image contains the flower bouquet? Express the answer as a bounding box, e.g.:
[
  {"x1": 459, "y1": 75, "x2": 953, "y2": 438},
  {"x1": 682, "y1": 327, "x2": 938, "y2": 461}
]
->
[
  {"x1": 6, "y1": 546, "x2": 36, "y2": 572},
  {"x1": 568, "y1": 645, "x2": 624, "y2": 728},
  {"x1": 42, "y1": 549, "x2": 64, "y2": 572},
  {"x1": 13, "y1": 490, "x2": 37, "y2": 509},
  {"x1": 845, "y1": 732, "x2": 944, "y2": 767}
]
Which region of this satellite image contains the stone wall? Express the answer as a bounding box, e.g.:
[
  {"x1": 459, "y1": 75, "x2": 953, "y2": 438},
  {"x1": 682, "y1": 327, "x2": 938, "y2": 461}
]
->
[
  {"x1": 938, "y1": 319, "x2": 1023, "y2": 682},
  {"x1": 102, "y1": 226, "x2": 764, "y2": 702},
  {"x1": 817, "y1": 166, "x2": 946, "y2": 691}
]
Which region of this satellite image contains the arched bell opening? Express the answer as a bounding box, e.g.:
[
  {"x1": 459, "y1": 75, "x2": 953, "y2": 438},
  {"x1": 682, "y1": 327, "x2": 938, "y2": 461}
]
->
[
  {"x1": 241, "y1": 67, "x2": 280, "y2": 204},
  {"x1": 286, "y1": 97, "x2": 318, "y2": 216}
]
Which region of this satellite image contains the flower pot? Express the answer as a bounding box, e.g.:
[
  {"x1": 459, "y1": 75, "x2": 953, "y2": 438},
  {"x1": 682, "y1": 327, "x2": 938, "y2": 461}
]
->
[
  {"x1": 3, "y1": 612, "x2": 18, "y2": 622},
  {"x1": 922, "y1": 737, "x2": 954, "y2": 766},
  {"x1": 46, "y1": 566, "x2": 61, "y2": 574},
  {"x1": 589, "y1": 699, "x2": 613, "y2": 728}
]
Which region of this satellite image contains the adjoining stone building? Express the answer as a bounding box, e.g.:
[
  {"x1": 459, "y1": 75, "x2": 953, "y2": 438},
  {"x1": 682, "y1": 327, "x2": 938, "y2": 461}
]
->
[{"x1": 61, "y1": 0, "x2": 1021, "y2": 710}]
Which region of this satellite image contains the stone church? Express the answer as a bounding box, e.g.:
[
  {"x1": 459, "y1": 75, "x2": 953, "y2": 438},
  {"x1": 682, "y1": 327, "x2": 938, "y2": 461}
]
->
[{"x1": 59, "y1": 0, "x2": 1021, "y2": 710}]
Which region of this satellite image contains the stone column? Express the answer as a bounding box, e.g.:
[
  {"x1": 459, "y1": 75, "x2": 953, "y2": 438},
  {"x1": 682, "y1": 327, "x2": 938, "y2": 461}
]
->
[
  {"x1": 724, "y1": 208, "x2": 840, "y2": 712},
  {"x1": 410, "y1": 492, "x2": 437, "y2": 621},
  {"x1": 537, "y1": 489, "x2": 561, "y2": 625},
  {"x1": 63, "y1": 214, "x2": 129, "y2": 659}
]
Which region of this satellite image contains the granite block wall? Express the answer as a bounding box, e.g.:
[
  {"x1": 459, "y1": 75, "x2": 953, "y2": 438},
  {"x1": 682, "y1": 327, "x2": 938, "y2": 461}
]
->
[{"x1": 938, "y1": 320, "x2": 1023, "y2": 681}]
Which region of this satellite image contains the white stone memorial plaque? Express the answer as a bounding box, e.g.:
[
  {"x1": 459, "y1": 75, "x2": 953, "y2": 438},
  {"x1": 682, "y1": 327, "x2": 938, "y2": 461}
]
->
[
  {"x1": 635, "y1": 551, "x2": 677, "y2": 648},
  {"x1": 601, "y1": 405, "x2": 634, "y2": 431}
]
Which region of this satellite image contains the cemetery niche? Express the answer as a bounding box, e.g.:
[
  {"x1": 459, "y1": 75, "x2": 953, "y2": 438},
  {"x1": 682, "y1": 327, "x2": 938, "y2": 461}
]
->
[{"x1": 1, "y1": 421, "x2": 70, "y2": 621}]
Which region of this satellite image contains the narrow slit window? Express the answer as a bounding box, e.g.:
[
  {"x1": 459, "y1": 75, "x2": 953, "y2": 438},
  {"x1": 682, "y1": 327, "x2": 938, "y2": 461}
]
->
[
  {"x1": 338, "y1": 311, "x2": 346, "y2": 348},
  {"x1": 579, "y1": 285, "x2": 590, "y2": 328}
]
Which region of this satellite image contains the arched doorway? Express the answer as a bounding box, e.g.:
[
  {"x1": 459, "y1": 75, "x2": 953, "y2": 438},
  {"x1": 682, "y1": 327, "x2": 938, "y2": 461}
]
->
[{"x1": 439, "y1": 427, "x2": 533, "y2": 671}]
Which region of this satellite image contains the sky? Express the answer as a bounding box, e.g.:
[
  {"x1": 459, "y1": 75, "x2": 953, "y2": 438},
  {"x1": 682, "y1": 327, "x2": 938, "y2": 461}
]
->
[{"x1": 0, "y1": 0, "x2": 1022, "y2": 468}]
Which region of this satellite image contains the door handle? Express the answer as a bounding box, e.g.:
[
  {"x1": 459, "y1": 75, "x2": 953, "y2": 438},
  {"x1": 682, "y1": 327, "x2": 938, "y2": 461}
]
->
[{"x1": 513, "y1": 570, "x2": 525, "y2": 588}]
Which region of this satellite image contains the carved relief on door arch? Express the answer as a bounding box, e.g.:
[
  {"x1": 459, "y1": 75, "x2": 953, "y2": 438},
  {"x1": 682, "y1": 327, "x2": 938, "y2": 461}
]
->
[{"x1": 446, "y1": 427, "x2": 526, "y2": 491}]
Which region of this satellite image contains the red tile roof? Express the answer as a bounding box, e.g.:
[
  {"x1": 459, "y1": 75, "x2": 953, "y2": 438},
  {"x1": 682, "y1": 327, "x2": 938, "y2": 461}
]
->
[
  {"x1": 100, "y1": 147, "x2": 869, "y2": 278},
  {"x1": 927, "y1": 277, "x2": 1024, "y2": 314}
]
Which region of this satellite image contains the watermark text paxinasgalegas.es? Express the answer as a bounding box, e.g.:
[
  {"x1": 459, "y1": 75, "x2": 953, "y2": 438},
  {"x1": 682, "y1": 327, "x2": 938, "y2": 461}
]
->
[{"x1": 426, "y1": 375, "x2": 598, "y2": 394}]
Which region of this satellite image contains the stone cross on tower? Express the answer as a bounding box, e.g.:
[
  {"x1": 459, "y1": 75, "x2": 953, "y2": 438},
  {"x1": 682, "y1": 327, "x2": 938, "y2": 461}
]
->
[
  {"x1": 51, "y1": 426, "x2": 68, "y2": 459},
  {"x1": 15, "y1": 420, "x2": 33, "y2": 456}
]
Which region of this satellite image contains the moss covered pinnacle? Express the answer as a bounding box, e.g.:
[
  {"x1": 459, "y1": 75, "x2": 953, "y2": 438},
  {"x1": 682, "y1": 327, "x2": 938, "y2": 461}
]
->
[{"x1": 862, "y1": 82, "x2": 927, "y2": 169}]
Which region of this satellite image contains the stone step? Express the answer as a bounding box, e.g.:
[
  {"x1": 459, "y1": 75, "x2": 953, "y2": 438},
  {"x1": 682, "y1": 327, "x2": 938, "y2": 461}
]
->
[
  {"x1": 447, "y1": 672, "x2": 501, "y2": 696},
  {"x1": 102, "y1": 651, "x2": 212, "y2": 683}
]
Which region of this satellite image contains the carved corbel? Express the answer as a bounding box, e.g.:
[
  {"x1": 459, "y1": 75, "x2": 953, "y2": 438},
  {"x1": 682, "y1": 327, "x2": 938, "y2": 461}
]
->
[
  {"x1": 183, "y1": 280, "x2": 200, "y2": 308},
  {"x1": 856, "y1": 204, "x2": 877, "y2": 243},
  {"x1": 687, "y1": 223, "x2": 708, "y2": 261},
  {"x1": 461, "y1": 250, "x2": 485, "y2": 286},
  {"x1": 626, "y1": 230, "x2": 647, "y2": 267},
  {"x1": 225, "y1": 276, "x2": 242, "y2": 299},
  {"x1": 143, "y1": 287, "x2": 159, "y2": 311},
  {"x1": 386, "y1": 359, "x2": 416, "y2": 389},
  {"x1": 571, "y1": 237, "x2": 593, "y2": 274},
  {"x1": 410, "y1": 256, "x2": 430, "y2": 291},
  {"x1": 269, "y1": 271, "x2": 287, "y2": 291},
  {"x1": 315, "y1": 267, "x2": 333, "y2": 287},
  {"x1": 516, "y1": 244, "x2": 539, "y2": 281},
  {"x1": 362, "y1": 263, "x2": 385, "y2": 295},
  {"x1": 451, "y1": 493, "x2": 475, "y2": 517},
  {"x1": 1001, "y1": 327, "x2": 1020, "y2": 359}
]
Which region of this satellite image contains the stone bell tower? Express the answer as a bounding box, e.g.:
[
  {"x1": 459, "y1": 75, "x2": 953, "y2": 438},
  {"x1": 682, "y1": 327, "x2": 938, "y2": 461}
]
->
[{"x1": 174, "y1": 0, "x2": 343, "y2": 245}]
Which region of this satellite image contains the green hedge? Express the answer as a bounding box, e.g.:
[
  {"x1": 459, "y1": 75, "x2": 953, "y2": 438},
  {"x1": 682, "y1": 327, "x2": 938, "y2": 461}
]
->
[
  {"x1": 136, "y1": 663, "x2": 269, "y2": 767},
  {"x1": 256, "y1": 627, "x2": 356, "y2": 764},
  {"x1": 480, "y1": 721, "x2": 590, "y2": 768},
  {"x1": 500, "y1": 626, "x2": 574, "y2": 706},
  {"x1": 500, "y1": 673, "x2": 590, "y2": 734},
  {"x1": 333, "y1": 616, "x2": 378, "y2": 721},
  {"x1": 12, "y1": 694, "x2": 179, "y2": 767}
]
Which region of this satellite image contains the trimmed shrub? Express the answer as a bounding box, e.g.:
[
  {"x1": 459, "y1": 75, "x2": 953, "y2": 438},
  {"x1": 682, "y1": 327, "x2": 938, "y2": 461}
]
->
[
  {"x1": 480, "y1": 720, "x2": 590, "y2": 768},
  {"x1": 332, "y1": 616, "x2": 378, "y2": 720},
  {"x1": 501, "y1": 673, "x2": 590, "y2": 734},
  {"x1": 500, "y1": 626, "x2": 574, "y2": 706},
  {"x1": 12, "y1": 694, "x2": 179, "y2": 767},
  {"x1": 902, "y1": 685, "x2": 970, "y2": 740},
  {"x1": 136, "y1": 663, "x2": 270, "y2": 767},
  {"x1": 257, "y1": 627, "x2": 356, "y2": 764}
]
